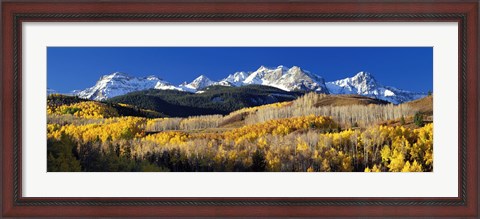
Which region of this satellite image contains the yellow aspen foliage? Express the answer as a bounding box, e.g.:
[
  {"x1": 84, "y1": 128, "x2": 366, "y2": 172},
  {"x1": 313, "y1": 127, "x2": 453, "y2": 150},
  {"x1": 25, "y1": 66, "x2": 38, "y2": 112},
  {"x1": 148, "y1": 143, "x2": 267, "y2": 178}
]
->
[
  {"x1": 416, "y1": 123, "x2": 433, "y2": 168},
  {"x1": 401, "y1": 161, "x2": 412, "y2": 172},
  {"x1": 424, "y1": 152, "x2": 433, "y2": 167},
  {"x1": 296, "y1": 140, "x2": 309, "y2": 152},
  {"x1": 230, "y1": 101, "x2": 292, "y2": 115},
  {"x1": 365, "y1": 164, "x2": 382, "y2": 172},
  {"x1": 223, "y1": 115, "x2": 336, "y2": 144},
  {"x1": 257, "y1": 137, "x2": 268, "y2": 149},
  {"x1": 388, "y1": 149, "x2": 405, "y2": 172},
  {"x1": 340, "y1": 155, "x2": 353, "y2": 171},
  {"x1": 48, "y1": 101, "x2": 119, "y2": 119},
  {"x1": 273, "y1": 124, "x2": 291, "y2": 135},
  {"x1": 47, "y1": 94, "x2": 433, "y2": 172},
  {"x1": 409, "y1": 160, "x2": 423, "y2": 172},
  {"x1": 48, "y1": 117, "x2": 146, "y2": 143},
  {"x1": 380, "y1": 145, "x2": 391, "y2": 163},
  {"x1": 266, "y1": 151, "x2": 281, "y2": 171},
  {"x1": 371, "y1": 164, "x2": 381, "y2": 172},
  {"x1": 320, "y1": 159, "x2": 331, "y2": 172},
  {"x1": 143, "y1": 131, "x2": 189, "y2": 146}
]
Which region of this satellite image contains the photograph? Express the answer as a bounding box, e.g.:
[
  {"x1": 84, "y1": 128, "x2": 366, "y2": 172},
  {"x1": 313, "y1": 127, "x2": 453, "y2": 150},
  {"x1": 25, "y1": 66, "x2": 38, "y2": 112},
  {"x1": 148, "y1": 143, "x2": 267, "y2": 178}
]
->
[{"x1": 46, "y1": 47, "x2": 433, "y2": 172}]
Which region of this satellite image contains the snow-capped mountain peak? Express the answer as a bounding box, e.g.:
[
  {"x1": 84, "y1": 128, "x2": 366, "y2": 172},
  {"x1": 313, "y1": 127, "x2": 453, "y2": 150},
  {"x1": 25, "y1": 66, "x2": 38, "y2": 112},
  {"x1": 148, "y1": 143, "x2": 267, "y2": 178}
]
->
[
  {"x1": 146, "y1": 75, "x2": 161, "y2": 81},
  {"x1": 328, "y1": 71, "x2": 379, "y2": 95},
  {"x1": 289, "y1": 65, "x2": 302, "y2": 71},
  {"x1": 256, "y1": 65, "x2": 268, "y2": 71},
  {"x1": 101, "y1": 71, "x2": 130, "y2": 80},
  {"x1": 351, "y1": 71, "x2": 377, "y2": 85},
  {"x1": 353, "y1": 71, "x2": 372, "y2": 77},
  {"x1": 326, "y1": 71, "x2": 426, "y2": 104},
  {"x1": 71, "y1": 67, "x2": 426, "y2": 104},
  {"x1": 244, "y1": 66, "x2": 283, "y2": 85},
  {"x1": 75, "y1": 72, "x2": 174, "y2": 101},
  {"x1": 182, "y1": 75, "x2": 215, "y2": 90},
  {"x1": 221, "y1": 71, "x2": 249, "y2": 86},
  {"x1": 279, "y1": 66, "x2": 328, "y2": 93},
  {"x1": 232, "y1": 65, "x2": 328, "y2": 93}
]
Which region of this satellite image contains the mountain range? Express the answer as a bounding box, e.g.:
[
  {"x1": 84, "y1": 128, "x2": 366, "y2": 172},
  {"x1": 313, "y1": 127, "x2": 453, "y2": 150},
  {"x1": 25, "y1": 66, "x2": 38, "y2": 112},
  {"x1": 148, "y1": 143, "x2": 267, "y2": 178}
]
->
[{"x1": 50, "y1": 65, "x2": 427, "y2": 104}]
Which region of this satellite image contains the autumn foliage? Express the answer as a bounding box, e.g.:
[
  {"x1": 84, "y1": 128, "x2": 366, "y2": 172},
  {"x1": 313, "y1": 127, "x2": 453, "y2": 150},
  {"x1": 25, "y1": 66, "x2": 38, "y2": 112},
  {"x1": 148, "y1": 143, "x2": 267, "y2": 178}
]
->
[
  {"x1": 48, "y1": 101, "x2": 119, "y2": 119},
  {"x1": 47, "y1": 93, "x2": 433, "y2": 172}
]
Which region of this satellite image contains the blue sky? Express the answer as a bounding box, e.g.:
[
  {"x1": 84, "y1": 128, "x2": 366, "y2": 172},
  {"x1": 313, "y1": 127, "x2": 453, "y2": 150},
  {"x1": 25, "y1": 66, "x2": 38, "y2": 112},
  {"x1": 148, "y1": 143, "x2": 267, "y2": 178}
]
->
[{"x1": 47, "y1": 47, "x2": 433, "y2": 93}]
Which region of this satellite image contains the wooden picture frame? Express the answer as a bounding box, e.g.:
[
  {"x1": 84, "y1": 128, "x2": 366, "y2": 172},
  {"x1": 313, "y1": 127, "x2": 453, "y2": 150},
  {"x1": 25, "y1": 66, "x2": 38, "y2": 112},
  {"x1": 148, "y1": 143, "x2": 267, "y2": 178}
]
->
[{"x1": 1, "y1": 0, "x2": 478, "y2": 217}]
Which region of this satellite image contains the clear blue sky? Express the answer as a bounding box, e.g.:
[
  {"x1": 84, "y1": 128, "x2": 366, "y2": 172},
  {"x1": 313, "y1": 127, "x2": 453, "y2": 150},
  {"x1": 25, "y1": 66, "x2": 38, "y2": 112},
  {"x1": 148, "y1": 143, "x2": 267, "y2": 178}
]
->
[{"x1": 47, "y1": 47, "x2": 432, "y2": 93}]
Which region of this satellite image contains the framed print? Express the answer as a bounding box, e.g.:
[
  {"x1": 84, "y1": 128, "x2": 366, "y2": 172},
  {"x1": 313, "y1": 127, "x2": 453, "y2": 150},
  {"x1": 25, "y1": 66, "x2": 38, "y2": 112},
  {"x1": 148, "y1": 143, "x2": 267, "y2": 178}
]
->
[{"x1": 1, "y1": 0, "x2": 478, "y2": 217}]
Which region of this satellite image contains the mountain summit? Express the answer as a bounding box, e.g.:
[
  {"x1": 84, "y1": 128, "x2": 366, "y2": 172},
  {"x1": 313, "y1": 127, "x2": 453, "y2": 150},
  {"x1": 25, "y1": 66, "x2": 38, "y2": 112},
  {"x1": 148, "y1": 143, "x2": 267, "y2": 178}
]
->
[
  {"x1": 326, "y1": 71, "x2": 378, "y2": 95},
  {"x1": 71, "y1": 67, "x2": 426, "y2": 104},
  {"x1": 179, "y1": 75, "x2": 216, "y2": 91},
  {"x1": 220, "y1": 65, "x2": 328, "y2": 93},
  {"x1": 75, "y1": 72, "x2": 176, "y2": 101},
  {"x1": 326, "y1": 71, "x2": 426, "y2": 104},
  {"x1": 221, "y1": 71, "x2": 249, "y2": 86}
]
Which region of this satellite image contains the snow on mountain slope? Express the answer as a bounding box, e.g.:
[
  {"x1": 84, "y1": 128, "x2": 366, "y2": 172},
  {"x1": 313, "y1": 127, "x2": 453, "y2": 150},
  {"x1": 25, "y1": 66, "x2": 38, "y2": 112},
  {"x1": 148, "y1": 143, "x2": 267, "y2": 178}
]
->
[
  {"x1": 243, "y1": 65, "x2": 287, "y2": 85},
  {"x1": 223, "y1": 65, "x2": 328, "y2": 93},
  {"x1": 154, "y1": 81, "x2": 183, "y2": 91},
  {"x1": 76, "y1": 72, "x2": 176, "y2": 101},
  {"x1": 273, "y1": 66, "x2": 328, "y2": 93},
  {"x1": 184, "y1": 75, "x2": 216, "y2": 90},
  {"x1": 72, "y1": 68, "x2": 426, "y2": 104},
  {"x1": 220, "y1": 71, "x2": 249, "y2": 86},
  {"x1": 326, "y1": 71, "x2": 426, "y2": 104}
]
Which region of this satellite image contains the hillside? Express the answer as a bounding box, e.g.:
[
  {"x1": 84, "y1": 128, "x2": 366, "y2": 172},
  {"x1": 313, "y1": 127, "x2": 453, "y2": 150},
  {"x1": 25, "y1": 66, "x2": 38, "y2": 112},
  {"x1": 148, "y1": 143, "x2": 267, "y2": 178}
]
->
[
  {"x1": 47, "y1": 94, "x2": 165, "y2": 118},
  {"x1": 403, "y1": 95, "x2": 433, "y2": 115},
  {"x1": 311, "y1": 94, "x2": 389, "y2": 107},
  {"x1": 107, "y1": 85, "x2": 305, "y2": 117},
  {"x1": 374, "y1": 95, "x2": 433, "y2": 128}
]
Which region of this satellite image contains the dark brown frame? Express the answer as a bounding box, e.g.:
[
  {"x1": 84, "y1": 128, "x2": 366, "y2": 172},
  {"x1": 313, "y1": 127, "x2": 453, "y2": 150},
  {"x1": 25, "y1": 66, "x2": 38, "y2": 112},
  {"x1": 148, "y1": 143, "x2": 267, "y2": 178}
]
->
[{"x1": 1, "y1": 0, "x2": 478, "y2": 217}]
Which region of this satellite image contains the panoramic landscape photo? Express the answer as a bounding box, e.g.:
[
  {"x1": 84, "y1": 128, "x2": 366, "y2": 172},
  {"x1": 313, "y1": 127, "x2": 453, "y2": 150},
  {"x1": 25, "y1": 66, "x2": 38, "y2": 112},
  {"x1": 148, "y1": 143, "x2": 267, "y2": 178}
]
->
[{"x1": 47, "y1": 47, "x2": 433, "y2": 172}]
